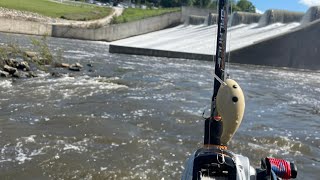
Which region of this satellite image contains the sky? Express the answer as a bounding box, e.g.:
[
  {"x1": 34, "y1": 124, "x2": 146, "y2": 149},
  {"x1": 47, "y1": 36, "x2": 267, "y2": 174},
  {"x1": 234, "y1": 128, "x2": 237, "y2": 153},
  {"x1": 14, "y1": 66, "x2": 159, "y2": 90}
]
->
[{"x1": 248, "y1": 0, "x2": 320, "y2": 13}]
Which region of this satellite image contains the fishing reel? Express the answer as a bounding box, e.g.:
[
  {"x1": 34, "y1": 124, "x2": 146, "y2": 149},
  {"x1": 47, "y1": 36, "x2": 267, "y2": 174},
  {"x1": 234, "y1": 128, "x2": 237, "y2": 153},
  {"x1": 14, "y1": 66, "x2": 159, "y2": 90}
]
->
[
  {"x1": 191, "y1": 148, "x2": 237, "y2": 180},
  {"x1": 257, "y1": 157, "x2": 298, "y2": 180}
]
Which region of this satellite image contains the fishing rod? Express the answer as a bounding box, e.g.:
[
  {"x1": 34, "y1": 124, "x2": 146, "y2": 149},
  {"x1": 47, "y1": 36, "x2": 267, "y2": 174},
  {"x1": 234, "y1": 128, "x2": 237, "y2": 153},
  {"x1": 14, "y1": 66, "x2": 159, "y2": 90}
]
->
[
  {"x1": 182, "y1": 1, "x2": 298, "y2": 179},
  {"x1": 204, "y1": 0, "x2": 228, "y2": 147}
]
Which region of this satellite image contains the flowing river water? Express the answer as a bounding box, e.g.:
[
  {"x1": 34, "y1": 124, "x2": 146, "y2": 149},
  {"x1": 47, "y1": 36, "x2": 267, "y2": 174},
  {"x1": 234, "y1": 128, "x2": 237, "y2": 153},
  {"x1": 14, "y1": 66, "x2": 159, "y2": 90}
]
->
[{"x1": 0, "y1": 32, "x2": 319, "y2": 179}]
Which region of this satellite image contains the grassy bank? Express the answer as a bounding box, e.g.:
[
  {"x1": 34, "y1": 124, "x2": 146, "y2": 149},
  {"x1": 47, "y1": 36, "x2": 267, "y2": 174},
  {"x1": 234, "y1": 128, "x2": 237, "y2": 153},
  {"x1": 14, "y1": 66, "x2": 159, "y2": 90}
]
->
[
  {"x1": 111, "y1": 7, "x2": 180, "y2": 24},
  {"x1": 0, "y1": 0, "x2": 113, "y2": 21}
]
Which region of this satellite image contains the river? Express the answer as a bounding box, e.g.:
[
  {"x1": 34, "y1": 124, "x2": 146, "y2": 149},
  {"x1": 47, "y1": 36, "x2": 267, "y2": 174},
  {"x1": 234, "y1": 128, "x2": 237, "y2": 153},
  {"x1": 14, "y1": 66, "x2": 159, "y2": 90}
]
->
[{"x1": 0, "y1": 32, "x2": 319, "y2": 179}]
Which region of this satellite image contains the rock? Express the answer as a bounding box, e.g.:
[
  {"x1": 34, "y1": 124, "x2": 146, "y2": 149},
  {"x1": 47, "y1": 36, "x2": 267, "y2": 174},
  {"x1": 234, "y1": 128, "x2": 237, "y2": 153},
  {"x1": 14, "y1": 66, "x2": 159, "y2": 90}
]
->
[
  {"x1": 69, "y1": 65, "x2": 81, "y2": 71},
  {"x1": 51, "y1": 72, "x2": 63, "y2": 78},
  {"x1": 87, "y1": 63, "x2": 93, "y2": 67},
  {"x1": 17, "y1": 61, "x2": 30, "y2": 71},
  {"x1": 60, "y1": 63, "x2": 70, "y2": 68},
  {"x1": 75, "y1": 63, "x2": 83, "y2": 68},
  {"x1": 24, "y1": 51, "x2": 38, "y2": 58},
  {"x1": 12, "y1": 71, "x2": 27, "y2": 78},
  {"x1": 4, "y1": 65, "x2": 18, "y2": 74},
  {"x1": 5, "y1": 59, "x2": 19, "y2": 67},
  {"x1": 0, "y1": 70, "x2": 10, "y2": 77},
  {"x1": 27, "y1": 71, "x2": 38, "y2": 78},
  {"x1": 55, "y1": 62, "x2": 70, "y2": 68}
]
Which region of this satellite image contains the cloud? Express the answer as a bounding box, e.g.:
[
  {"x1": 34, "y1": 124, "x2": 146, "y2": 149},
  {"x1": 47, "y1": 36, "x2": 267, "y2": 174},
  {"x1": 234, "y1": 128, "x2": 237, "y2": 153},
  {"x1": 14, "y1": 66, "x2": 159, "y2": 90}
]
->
[
  {"x1": 256, "y1": 9, "x2": 264, "y2": 14},
  {"x1": 299, "y1": 0, "x2": 320, "y2": 7}
]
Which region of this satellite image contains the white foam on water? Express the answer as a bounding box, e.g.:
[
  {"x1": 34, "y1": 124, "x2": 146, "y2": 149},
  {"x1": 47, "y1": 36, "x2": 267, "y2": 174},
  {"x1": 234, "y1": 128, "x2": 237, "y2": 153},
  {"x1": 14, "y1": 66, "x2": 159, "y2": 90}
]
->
[
  {"x1": 59, "y1": 138, "x2": 91, "y2": 153},
  {"x1": 127, "y1": 96, "x2": 149, "y2": 100},
  {"x1": 63, "y1": 144, "x2": 82, "y2": 151},
  {"x1": 131, "y1": 109, "x2": 154, "y2": 117},
  {"x1": 26, "y1": 75, "x2": 129, "y2": 100},
  {"x1": 0, "y1": 80, "x2": 12, "y2": 88},
  {"x1": 100, "y1": 167, "x2": 107, "y2": 171},
  {"x1": 0, "y1": 135, "x2": 46, "y2": 164},
  {"x1": 101, "y1": 112, "x2": 113, "y2": 119},
  {"x1": 14, "y1": 142, "x2": 32, "y2": 164},
  {"x1": 63, "y1": 50, "x2": 96, "y2": 59},
  {"x1": 21, "y1": 135, "x2": 37, "y2": 143},
  {"x1": 248, "y1": 136, "x2": 304, "y2": 156}
]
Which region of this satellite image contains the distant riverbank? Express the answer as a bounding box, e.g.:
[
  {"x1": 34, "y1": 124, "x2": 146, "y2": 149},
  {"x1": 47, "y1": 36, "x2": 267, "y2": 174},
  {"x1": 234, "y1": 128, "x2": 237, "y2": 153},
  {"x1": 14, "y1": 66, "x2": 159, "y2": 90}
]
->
[
  {"x1": 0, "y1": 0, "x2": 113, "y2": 21},
  {"x1": 0, "y1": 5, "x2": 182, "y2": 41}
]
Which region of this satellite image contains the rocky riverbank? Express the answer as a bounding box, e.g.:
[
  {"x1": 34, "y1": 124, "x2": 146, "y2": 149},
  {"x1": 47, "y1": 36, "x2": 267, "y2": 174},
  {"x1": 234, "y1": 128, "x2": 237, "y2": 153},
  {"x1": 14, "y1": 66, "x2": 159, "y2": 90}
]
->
[{"x1": 0, "y1": 38, "x2": 86, "y2": 79}]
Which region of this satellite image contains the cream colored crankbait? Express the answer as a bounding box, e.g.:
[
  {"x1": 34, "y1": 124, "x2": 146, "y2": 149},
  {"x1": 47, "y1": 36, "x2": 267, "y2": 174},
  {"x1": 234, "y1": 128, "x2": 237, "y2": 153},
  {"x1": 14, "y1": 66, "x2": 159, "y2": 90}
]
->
[{"x1": 216, "y1": 79, "x2": 245, "y2": 145}]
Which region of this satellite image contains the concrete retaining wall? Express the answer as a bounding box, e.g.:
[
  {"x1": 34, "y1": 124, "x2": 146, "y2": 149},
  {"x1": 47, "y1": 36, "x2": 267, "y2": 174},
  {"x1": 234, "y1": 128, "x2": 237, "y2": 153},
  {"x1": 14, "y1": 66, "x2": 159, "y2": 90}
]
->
[
  {"x1": 230, "y1": 19, "x2": 320, "y2": 70},
  {"x1": 182, "y1": 6, "x2": 216, "y2": 24},
  {"x1": 258, "y1": 10, "x2": 304, "y2": 27},
  {"x1": 208, "y1": 13, "x2": 219, "y2": 25},
  {"x1": 52, "y1": 12, "x2": 181, "y2": 41},
  {"x1": 188, "y1": 15, "x2": 206, "y2": 25},
  {"x1": 0, "y1": 18, "x2": 52, "y2": 36},
  {"x1": 228, "y1": 12, "x2": 262, "y2": 26},
  {"x1": 301, "y1": 6, "x2": 320, "y2": 24},
  {"x1": 109, "y1": 44, "x2": 213, "y2": 61}
]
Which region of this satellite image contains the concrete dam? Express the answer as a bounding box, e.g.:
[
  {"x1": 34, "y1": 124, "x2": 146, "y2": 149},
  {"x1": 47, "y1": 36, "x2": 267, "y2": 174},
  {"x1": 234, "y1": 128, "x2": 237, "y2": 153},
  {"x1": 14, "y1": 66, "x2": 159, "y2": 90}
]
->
[{"x1": 110, "y1": 7, "x2": 320, "y2": 70}]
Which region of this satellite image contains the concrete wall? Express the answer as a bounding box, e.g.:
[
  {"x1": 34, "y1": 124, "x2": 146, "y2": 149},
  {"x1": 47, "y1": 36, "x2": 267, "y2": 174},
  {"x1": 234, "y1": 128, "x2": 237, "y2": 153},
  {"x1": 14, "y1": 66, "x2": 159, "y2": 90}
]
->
[
  {"x1": 188, "y1": 15, "x2": 206, "y2": 25},
  {"x1": 301, "y1": 6, "x2": 320, "y2": 24},
  {"x1": 0, "y1": 18, "x2": 52, "y2": 36},
  {"x1": 230, "y1": 19, "x2": 320, "y2": 70},
  {"x1": 258, "y1": 10, "x2": 304, "y2": 27},
  {"x1": 208, "y1": 14, "x2": 219, "y2": 25},
  {"x1": 228, "y1": 12, "x2": 262, "y2": 26},
  {"x1": 109, "y1": 44, "x2": 213, "y2": 61},
  {"x1": 52, "y1": 12, "x2": 181, "y2": 41},
  {"x1": 181, "y1": 6, "x2": 216, "y2": 24}
]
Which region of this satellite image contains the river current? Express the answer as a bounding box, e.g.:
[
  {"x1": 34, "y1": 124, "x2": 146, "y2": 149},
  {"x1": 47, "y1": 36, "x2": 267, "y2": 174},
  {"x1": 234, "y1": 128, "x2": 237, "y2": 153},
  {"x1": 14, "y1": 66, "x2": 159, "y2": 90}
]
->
[{"x1": 0, "y1": 32, "x2": 319, "y2": 179}]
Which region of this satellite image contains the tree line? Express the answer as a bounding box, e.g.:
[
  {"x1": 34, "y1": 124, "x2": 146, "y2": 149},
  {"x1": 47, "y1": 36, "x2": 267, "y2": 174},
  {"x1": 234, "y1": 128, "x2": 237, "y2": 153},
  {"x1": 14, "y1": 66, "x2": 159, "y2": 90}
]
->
[
  {"x1": 91, "y1": 0, "x2": 256, "y2": 13},
  {"x1": 159, "y1": 0, "x2": 256, "y2": 13}
]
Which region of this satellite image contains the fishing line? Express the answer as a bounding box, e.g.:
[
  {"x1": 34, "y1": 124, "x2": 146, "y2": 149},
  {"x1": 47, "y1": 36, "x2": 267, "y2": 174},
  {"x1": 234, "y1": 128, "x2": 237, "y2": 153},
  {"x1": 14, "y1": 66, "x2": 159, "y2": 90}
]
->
[
  {"x1": 213, "y1": 73, "x2": 227, "y2": 86},
  {"x1": 208, "y1": 0, "x2": 221, "y2": 150},
  {"x1": 226, "y1": 0, "x2": 232, "y2": 79}
]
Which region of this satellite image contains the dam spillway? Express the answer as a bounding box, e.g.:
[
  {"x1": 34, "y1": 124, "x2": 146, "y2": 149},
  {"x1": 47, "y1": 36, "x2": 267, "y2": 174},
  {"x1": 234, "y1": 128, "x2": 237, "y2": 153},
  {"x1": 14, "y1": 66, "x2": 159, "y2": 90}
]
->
[
  {"x1": 110, "y1": 22, "x2": 300, "y2": 56},
  {"x1": 110, "y1": 6, "x2": 320, "y2": 70}
]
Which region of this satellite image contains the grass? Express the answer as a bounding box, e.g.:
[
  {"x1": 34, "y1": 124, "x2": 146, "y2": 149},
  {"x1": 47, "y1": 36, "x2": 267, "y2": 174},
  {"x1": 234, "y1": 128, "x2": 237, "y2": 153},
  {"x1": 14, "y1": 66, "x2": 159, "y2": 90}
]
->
[
  {"x1": 0, "y1": 0, "x2": 113, "y2": 21},
  {"x1": 111, "y1": 7, "x2": 181, "y2": 24},
  {"x1": 0, "y1": 36, "x2": 61, "y2": 71}
]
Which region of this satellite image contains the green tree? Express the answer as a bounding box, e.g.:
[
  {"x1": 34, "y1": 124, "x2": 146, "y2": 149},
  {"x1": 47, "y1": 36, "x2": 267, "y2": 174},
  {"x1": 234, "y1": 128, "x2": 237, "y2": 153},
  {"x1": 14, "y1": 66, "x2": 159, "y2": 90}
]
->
[
  {"x1": 236, "y1": 0, "x2": 256, "y2": 13},
  {"x1": 160, "y1": 0, "x2": 181, "y2": 7}
]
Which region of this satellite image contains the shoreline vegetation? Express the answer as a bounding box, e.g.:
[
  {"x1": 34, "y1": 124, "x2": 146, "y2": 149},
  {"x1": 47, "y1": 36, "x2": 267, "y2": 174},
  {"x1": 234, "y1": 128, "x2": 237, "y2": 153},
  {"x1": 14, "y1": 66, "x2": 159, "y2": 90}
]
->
[
  {"x1": 0, "y1": 0, "x2": 181, "y2": 24},
  {"x1": 111, "y1": 7, "x2": 181, "y2": 24},
  {"x1": 0, "y1": 0, "x2": 113, "y2": 21},
  {"x1": 0, "y1": 36, "x2": 84, "y2": 79}
]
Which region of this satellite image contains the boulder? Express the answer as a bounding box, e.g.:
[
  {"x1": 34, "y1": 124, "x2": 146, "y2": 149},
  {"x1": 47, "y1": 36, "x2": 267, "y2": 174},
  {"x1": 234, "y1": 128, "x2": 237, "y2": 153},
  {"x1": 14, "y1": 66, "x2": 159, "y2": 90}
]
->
[
  {"x1": 55, "y1": 62, "x2": 70, "y2": 68},
  {"x1": 0, "y1": 70, "x2": 10, "y2": 77},
  {"x1": 12, "y1": 71, "x2": 28, "y2": 78},
  {"x1": 17, "y1": 61, "x2": 30, "y2": 71},
  {"x1": 69, "y1": 64, "x2": 81, "y2": 71},
  {"x1": 24, "y1": 51, "x2": 38, "y2": 58},
  {"x1": 51, "y1": 72, "x2": 63, "y2": 77},
  {"x1": 75, "y1": 63, "x2": 83, "y2": 68},
  {"x1": 5, "y1": 59, "x2": 19, "y2": 67},
  {"x1": 4, "y1": 65, "x2": 18, "y2": 74},
  {"x1": 27, "y1": 71, "x2": 38, "y2": 78}
]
